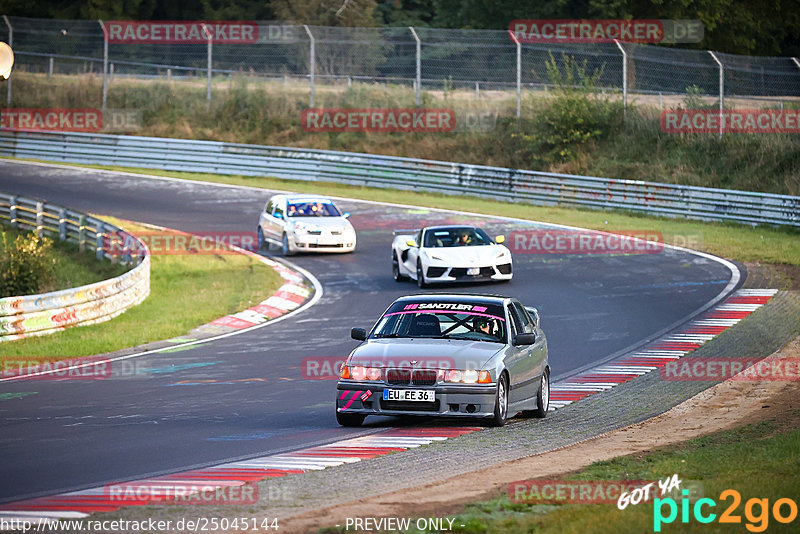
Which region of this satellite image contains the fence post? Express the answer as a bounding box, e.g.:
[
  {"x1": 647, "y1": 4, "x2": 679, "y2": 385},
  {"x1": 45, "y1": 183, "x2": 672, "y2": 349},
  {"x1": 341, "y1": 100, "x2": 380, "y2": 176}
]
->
[
  {"x1": 614, "y1": 39, "x2": 627, "y2": 118},
  {"x1": 3, "y1": 16, "x2": 11, "y2": 105},
  {"x1": 303, "y1": 25, "x2": 315, "y2": 107},
  {"x1": 35, "y1": 201, "x2": 44, "y2": 237},
  {"x1": 48, "y1": 56, "x2": 54, "y2": 77},
  {"x1": 708, "y1": 51, "x2": 724, "y2": 139},
  {"x1": 96, "y1": 223, "x2": 105, "y2": 261},
  {"x1": 98, "y1": 20, "x2": 108, "y2": 112},
  {"x1": 409, "y1": 27, "x2": 421, "y2": 108},
  {"x1": 201, "y1": 23, "x2": 212, "y2": 106},
  {"x1": 508, "y1": 30, "x2": 521, "y2": 118},
  {"x1": 78, "y1": 214, "x2": 86, "y2": 251},
  {"x1": 58, "y1": 209, "x2": 67, "y2": 241},
  {"x1": 9, "y1": 195, "x2": 17, "y2": 229}
]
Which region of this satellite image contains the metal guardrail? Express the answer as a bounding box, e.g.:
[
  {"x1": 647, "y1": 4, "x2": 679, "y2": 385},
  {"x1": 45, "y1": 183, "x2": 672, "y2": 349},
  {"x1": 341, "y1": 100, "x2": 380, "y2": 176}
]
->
[
  {"x1": 0, "y1": 130, "x2": 798, "y2": 227},
  {"x1": 0, "y1": 190, "x2": 150, "y2": 341}
]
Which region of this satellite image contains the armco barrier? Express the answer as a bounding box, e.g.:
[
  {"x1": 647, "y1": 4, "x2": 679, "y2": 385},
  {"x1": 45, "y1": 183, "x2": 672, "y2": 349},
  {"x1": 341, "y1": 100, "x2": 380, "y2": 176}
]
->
[
  {"x1": 0, "y1": 191, "x2": 149, "y2": 341},
  {"x1": 0, "y1": 131, "x2": 798, "y2": 227}
]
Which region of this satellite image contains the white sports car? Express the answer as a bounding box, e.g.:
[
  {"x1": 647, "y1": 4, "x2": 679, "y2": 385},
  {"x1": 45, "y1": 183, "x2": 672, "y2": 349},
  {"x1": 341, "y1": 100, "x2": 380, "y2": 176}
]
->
[
  {"x1": 257, "y1": 194, "x2": 356, "y2": 255},
  {"x1": 392, "y1": 225, "x2": 513, "y2": 287}
]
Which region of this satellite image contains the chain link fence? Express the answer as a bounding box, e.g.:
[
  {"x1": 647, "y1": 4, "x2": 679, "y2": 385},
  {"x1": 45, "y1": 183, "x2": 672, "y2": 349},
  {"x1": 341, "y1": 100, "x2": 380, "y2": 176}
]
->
[{"x1": 2, "y1": 16, "x2": 799, "y2": 114}]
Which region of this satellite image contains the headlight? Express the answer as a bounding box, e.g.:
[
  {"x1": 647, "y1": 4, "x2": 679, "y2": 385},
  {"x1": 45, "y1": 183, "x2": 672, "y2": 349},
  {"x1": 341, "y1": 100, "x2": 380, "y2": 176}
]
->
[
  {"x1": 341, "y1": 366, "x2": 382, "y2": 381},
  {"x1": 438, "y1": 369, "x2": 492, "y2": 384}
]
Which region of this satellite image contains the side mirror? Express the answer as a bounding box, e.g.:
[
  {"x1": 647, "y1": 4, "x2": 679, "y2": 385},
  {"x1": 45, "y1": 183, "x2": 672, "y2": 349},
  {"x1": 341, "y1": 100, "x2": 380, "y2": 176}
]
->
[
  {"x1": 495, "y1": 235, "x2": 505, "y2": 244},
  {"x1": 274, "y1": 212, "x2": 284, "y2": 220},
  {"x1": 342, "y1": 212, "x2": 351, "y2": 219},
  {"x1": 351, "y1": 327, "x2": 367, "y2": 341},
  {"x1": 406, "y1": 239, "x2": 418, "y2": 248},
  {"x1": 525, "y1": 306, "x2": 540, "y2": 328},
  {"x1": 513, "y1": 332, "x2": 536, "y2": 346}
]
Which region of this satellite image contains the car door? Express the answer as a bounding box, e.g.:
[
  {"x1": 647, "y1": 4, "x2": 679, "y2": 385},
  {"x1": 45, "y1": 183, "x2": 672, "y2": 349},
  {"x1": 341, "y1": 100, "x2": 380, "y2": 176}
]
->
[
  {"x1": 259, "y1": 198, "x2": 275, "y2": 239},
  {"x1": 271, "y1": 199, "x2": 287, "y2": 239},
  {"x1": 404, "y1": 229, "x2": 423, "y2": 276},
  {"x1": 504, "y1": 303, "x2": 534, "y2": 404},
  {"x1": 506, "y1": 301, "x2": 540, "y2": 403},
  {"x1": 512, "y1": 301, "x2": 547, "y2": 400}
]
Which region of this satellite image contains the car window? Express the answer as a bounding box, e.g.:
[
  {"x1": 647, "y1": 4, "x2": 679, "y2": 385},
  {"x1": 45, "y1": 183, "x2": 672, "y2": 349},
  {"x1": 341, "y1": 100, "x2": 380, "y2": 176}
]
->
[
  {"x1": 423, "y1": 227, "x2": 492, "y2": 248},
  {"x1": 273, "y1": 201, "x2": 285, "y2": 218},
  {"x1": 507, "y1": 304, "x2": 524, "y2": 336},
  {"x1": 416, "y1": 229, "x2": 423, "y2": 247},
  {"x1": 511, "y1": 302, "x2": 535, "y2": 334},
  {"x1": 287, "y1": 200, "x2": 341, "y2": 217},
  {"x1": 372, "y1": 301, "x2": 507, "y2": 343},
  {"x1": 264, "y1": 199, "x2": 274, "y2": 214}
]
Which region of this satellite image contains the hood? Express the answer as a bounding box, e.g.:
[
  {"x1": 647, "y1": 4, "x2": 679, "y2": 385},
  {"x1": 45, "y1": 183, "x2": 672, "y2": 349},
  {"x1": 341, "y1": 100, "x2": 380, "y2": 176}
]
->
[
  {"x1": 423, "y1": 244, "x2": 508, "y2": 265},
  {"x1": 348, "y1": 338, "x2": 503, "y2": 370},
  {"x1": 290, "y1": 217, "x2": 351, "y2": 231}
]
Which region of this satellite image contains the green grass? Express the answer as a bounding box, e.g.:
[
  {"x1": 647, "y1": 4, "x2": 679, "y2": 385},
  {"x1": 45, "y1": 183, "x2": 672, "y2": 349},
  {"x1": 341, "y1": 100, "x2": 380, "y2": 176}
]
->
[
  {"x1": 10, "y1": 72, "x2": 800, "y2": 195},
  {"x1": 1, "y1": 223, "x2": 128, "y2": 296},
  {"x1": 14, "y1": 161, "x2": 799, "y2": 267},
  {"x1": 0, "y1": 217, "x2": 285, "y2": 361},
  {"x1": 318, "y1": 421, "x2": 800, "y2": 533}
]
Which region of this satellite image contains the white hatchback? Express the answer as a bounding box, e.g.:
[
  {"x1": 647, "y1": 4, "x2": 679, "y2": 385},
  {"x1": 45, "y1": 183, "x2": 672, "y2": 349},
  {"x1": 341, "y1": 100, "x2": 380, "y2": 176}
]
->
[{"x1": 257, "y1": 194, "x2": 356, "y2": 255}]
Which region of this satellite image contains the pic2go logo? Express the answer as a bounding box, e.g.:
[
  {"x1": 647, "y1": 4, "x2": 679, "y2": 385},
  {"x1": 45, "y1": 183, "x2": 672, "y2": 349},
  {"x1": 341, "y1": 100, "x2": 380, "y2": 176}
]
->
[{"x1": 653, "y1": 489, "x2": 798, "y2": 532}]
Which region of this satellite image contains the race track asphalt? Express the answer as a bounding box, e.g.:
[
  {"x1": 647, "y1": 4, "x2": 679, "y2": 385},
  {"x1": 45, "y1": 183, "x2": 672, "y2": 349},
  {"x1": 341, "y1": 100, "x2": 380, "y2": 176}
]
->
[{"x1": 0, "y1": 161, "x2": 737, "y2": 502}]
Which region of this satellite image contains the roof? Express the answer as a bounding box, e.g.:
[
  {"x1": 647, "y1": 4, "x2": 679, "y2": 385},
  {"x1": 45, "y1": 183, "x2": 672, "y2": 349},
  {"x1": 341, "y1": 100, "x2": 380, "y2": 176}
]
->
[
  {"x1": 393, "y1": 293, "x2": 510, "y2": 306},
  {"x1": 270, "y1": 193, "x2": 335, "y2": 203}
]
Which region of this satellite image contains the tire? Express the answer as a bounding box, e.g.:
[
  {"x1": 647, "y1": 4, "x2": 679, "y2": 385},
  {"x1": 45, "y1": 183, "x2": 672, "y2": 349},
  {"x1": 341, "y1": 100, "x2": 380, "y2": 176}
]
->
[
  {"x1": 282, "y1": 233, "x2": 295, "y2": 256},
  {"x1": 523, "y1": 371, "x2": 549, "y2": 419},
  {"x1": 392, "y1": 252, "x2": 407, "y2": 281},
  {"x1": 257, "y1": 227, "x2": 266, "y2": 251},
  {"x1": 336, "y1": 411, "x2": 365, "y2": 427},
  {"x1": 416, "y1": 260, "x2": 427, "y2": 288},
  {"x1": 486, "y1": 373, "x2": 509, "y2": 427}
]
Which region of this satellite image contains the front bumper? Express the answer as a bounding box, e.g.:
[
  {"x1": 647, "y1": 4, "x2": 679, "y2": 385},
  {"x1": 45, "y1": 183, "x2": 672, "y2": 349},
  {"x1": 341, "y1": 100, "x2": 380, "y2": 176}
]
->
[
  {"x1": 424, "y1": 263, "x2": 512, "y2": 283},
  {"x1": 290, "y1": 232, "x2": 356, "y2": 253},
  {"x1": 336, "y1": 381, "x2": 497, "y2": 418}
]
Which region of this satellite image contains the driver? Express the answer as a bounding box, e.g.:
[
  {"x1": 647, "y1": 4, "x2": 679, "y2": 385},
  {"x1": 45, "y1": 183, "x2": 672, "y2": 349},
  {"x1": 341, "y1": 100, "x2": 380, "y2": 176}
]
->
[
  {"x1": 475, "y1": 317, "x2": 494, "y2": 336},
  {"x1": 456, "y1": 230, "x2": 472, "y2": 246}
]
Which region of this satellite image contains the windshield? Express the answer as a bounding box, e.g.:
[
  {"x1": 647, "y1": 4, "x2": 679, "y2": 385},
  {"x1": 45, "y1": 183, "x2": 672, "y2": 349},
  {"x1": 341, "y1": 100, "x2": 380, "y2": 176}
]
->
[
  {"x1": 372, "y1": 301, "x2": 506, "y2": 343},
  {"x1": 287, "y1": 200, "x2": 341, "y2": 217},
  {"x1": 423, "y1": 227, "x2": 493, "y2": 248}
]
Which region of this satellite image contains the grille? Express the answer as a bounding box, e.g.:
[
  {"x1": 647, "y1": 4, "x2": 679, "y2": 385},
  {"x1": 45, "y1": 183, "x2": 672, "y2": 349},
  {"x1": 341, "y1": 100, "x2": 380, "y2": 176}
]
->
[
  {"x1": 497, "y1": 263, "x2": 512, "y2": 274},
  {"x1": 426, "y1": 266, "x2": 447, "y2": 278},
  {"x1": 307, "y1": 230, "x2": 322, "y2": 235},
  {"x1": 381, "y1": 399, "x2": 440, "y2": 412},
  {"x1": 331, "y1": 230, "x2": 342, "y2": 235},
  {"x1": 450, "y1": 267, "x2": 467, "y2": 277},
  {"x1": 308, "y1": 243, "x2": 343, "y2": 248},
  {"x1": 387, "y1": 369, "x2": 411, "y2": 385},
  {"x1": 480, "y1": 266, "x2": 494, "y2": 276},
  {"x1": 412, "y1": 370, "x2": 437, "y2": 385}
]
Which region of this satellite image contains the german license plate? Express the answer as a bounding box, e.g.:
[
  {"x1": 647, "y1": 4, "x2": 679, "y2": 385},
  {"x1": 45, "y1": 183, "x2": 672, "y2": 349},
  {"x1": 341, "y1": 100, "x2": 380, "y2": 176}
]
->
[
  {"x1": 467, "y1": 267, "x2": 480, "y2": 276},
  {"x1": 383, "y1": 389, "x2": 435, "y2": 402}
]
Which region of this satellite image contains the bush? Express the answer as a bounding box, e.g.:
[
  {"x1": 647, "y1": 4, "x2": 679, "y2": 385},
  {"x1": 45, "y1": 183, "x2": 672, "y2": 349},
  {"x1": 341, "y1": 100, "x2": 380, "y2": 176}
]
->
[
  {"x1": 505, "y1": 53, "x2": 625, "y2": 166},
  {"x1": 0, "y1": 231, "x2": 56, "y2": 297}
]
